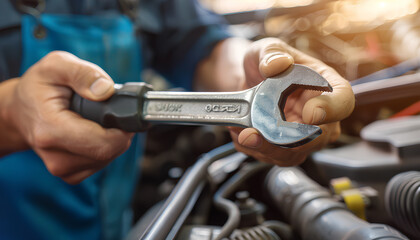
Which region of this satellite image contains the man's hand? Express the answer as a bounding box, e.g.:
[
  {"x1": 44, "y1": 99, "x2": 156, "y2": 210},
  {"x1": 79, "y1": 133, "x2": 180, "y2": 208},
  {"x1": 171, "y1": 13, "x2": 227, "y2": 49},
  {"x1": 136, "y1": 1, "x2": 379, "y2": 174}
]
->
[
  {"x1": 2, "y1": 51, "x2": 133, "y2": 184},
  {"x1": 229, "y1": 38, "x2": 354, "y2": 165},
  {"x1": 196, "y1": 37, "x2": 354, "y2": 166}
]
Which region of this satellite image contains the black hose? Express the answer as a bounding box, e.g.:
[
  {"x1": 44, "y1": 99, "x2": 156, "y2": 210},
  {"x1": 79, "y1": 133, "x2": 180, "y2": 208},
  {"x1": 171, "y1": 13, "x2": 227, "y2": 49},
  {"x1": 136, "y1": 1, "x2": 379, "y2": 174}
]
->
[
  {"x1": 385, "y1": 171, "x2": 420, "y2": 238},
  {"x1": 140, "y1": 142, "x2": 237, "y2": 240},
  {"x1": 266, "y1": 167, "x2": 408, "y2": 240},
  {"x1": 213, "y1": 163, "x2": 272, "y2": 240}
]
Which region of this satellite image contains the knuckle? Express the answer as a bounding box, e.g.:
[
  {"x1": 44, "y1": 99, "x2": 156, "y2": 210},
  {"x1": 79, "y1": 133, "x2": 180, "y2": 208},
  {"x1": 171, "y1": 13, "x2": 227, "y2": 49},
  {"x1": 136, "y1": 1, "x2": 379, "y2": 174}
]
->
[
  {"x1": 44, "y1": 51, "x2": 73, "y2": 62},
  {"x1": 69, "y1": 59, "x2": 104, "y2": 89},
  {"x1": 45, "y1": 161, "x2": 66, "y2": 177},
  {"x1": 85, "y1": 133, "x2": 131, "y2": 163},
  {"x1": 31, "y1": 128, "x2": 56, "y2": 149},
  {"x1": 262, "y1": 39, "x2": 288, "y2": 52},
  {"x1": 36, "y1": 51, "x2": 75, "y2": 77},
  {"x1": 37, "y1": 52, "x2": 64, "y2": 72},
  {"x1": 93, "y1": 146, "x2": 114, "y2": 162},
  {"x1": 263, "y1": 44, "x2": 287, "y2": 56}
]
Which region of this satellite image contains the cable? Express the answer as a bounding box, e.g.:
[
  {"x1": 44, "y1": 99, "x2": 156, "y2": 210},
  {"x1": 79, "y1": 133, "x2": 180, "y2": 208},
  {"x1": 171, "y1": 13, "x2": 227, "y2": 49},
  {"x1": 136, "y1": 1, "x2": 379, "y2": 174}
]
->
[{"x1": 213, "y1": 163, "x2": 272, "y2": 240}]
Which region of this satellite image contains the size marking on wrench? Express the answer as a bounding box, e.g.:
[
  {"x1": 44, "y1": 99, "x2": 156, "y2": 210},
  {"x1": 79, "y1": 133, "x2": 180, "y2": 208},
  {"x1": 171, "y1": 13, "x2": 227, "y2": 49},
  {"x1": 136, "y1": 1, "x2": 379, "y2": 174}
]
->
[
  {"x1": 148, "y1": 101, "x2": 245, "y2": 115},
  {"x1": 144, "y1": 92, "x2": 252, "y2": 125},
  {"x1": 143, "y1": 64, "x2": 332, "y2": 147}
]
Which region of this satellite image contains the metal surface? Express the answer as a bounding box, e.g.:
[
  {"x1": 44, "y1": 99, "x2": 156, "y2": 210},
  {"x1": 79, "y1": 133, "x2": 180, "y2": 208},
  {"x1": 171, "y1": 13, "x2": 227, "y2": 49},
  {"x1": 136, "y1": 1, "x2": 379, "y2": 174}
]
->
[
  {"x1": 352, "y1": 72, "x2": 420, "y2": 106},
  {"x1": 143, "y1": 64, "x2": 332, "y2": 147}
]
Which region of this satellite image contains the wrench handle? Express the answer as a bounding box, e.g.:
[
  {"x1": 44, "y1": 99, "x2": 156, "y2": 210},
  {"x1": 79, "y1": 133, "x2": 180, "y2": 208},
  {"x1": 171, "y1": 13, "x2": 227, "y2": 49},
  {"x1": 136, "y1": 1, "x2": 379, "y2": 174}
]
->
[{"x1": 70, "y1": 82, "x2": 153, "y2": 132}]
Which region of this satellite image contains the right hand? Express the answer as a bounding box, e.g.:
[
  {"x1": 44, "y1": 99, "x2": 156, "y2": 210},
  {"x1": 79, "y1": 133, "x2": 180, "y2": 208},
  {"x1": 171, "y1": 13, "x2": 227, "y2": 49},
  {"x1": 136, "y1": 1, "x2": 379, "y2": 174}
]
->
[{"x1": 9, "y1": 51, "x2": 133, "y2": 184}]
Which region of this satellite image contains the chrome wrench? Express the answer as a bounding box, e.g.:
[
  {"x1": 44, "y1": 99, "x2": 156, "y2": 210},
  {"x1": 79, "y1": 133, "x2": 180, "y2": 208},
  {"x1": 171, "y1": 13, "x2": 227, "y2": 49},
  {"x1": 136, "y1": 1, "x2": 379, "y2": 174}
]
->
[{"x1": 71, "y1": 64, "x2": 332, "y2": 147}]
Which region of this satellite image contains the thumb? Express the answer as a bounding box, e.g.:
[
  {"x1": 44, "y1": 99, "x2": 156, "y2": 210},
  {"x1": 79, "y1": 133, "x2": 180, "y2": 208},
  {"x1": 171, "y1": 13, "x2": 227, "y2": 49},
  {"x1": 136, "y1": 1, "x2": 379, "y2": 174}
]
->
[
  {"x1": 38, "y1": 51, "x2": 115, "y2": 101},
  {"x1": 258, "y1": 38, "x2": 294, "y2": 78}
]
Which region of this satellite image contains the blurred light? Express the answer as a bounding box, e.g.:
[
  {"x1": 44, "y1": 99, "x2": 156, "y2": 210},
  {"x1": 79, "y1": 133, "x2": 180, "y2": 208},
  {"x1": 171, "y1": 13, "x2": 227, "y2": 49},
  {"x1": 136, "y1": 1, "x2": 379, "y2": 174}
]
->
[
  {"x1": 274, "y1": 0, "x2": 314, "y2": 8},
  {"x1": 294, "y1": 17, "x2": 312, "y2": 32},
  {"x1": 320, "y1": 0, "x2": 419, "y2": 35},
  {"x1": 201, "y1": 0, "x2": 275, "y2": 14},
  {"x1": 321, "y1": 13, "x2": 350, "y2": 35},
  {"x1": 333, "y1": 0, "x2": 419, "y2": 23},
  {"x1": 201, "y1": 0, "x2": 314, "y2": 14}
]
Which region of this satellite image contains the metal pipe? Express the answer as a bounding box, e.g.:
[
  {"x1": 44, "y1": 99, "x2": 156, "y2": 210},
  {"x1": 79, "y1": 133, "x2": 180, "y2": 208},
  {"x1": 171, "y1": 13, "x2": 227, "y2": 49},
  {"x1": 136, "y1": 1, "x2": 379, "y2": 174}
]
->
[{"x1": 140, "y1": 142, "x2": 236, "y2": 240}]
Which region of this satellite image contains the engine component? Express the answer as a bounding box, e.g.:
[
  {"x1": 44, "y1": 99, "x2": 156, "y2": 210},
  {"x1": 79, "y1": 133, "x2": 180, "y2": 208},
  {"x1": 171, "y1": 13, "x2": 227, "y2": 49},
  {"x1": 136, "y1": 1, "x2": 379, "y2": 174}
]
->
[
  {"x1": 179, "y1": 225, "x2": 280, "y2": 240},
  {"x1": 341, "y1": 188, "x2": 367, "y2": 220},
  {"x1": 235, "y1": 191, "x2": 265, "y2": 228},
  {"x1": 352, "y1": 72, "x2": 420, "y2": 106},
  {"x1": 176, "y1": 221, "x2": 293, "y2": 240},
  {"x1": 139, "y1": 143, "x2": 237, "y2": 240},
  {"x1": 229, "y1": 224, "x2": 280, "y2": 240},
  {"x1": 312, "y1": 116, "x2": 420, "y2": 222},
  {"x1": 213, "y1": 163, "x2": 272, "y2": 240},
  {"x1": 265, "y1": 167, "x2": 408, "y2": 240},
  {"x1": 330, "y1": 177, "x2": 353, "y2": 194},
  {"x1": 385, "y1": 171, "x2": 420, "y2": 238}
]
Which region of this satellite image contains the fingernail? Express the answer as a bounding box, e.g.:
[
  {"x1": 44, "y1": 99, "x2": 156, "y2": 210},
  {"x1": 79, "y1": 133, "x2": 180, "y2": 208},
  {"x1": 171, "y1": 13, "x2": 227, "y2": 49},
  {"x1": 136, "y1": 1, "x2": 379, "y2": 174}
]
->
[
  {"x1": 265, "y1": 53, "x2": 292, "y2": 65},
  {"x1": 240, "y1": 133, "x2": 262, "y2": 148},
  {"x1": 312, "y1": 107, "x2": 326, "y2": 124},
  {"x1": 90, "y1": 78, "x2": 113, "y2": 97}
]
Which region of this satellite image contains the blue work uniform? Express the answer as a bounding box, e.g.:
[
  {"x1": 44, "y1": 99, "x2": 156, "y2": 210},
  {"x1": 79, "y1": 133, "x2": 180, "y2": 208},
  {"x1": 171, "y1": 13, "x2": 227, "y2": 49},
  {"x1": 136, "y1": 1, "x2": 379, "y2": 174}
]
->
[{"x1": 0, "y1": 0, "x2": 230, "y2": 239}]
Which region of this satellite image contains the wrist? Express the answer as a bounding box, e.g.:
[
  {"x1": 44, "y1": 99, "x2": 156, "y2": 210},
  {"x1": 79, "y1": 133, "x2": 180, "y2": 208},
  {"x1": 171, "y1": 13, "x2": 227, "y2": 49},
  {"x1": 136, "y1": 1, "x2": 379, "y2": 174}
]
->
[{"x1": 0, "y1": 79, "x2": 29, "y2": 155}]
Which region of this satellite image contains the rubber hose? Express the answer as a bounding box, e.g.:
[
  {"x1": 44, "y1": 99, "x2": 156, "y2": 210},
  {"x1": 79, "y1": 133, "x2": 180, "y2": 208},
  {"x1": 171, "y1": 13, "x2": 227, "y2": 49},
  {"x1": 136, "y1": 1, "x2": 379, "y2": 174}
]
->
[
  {"x1": 266, "y1": 167, "x2": 408, "y2": 240},
  {"x1": 385, "y1": 171, "x2": 420, "y2": 238}
]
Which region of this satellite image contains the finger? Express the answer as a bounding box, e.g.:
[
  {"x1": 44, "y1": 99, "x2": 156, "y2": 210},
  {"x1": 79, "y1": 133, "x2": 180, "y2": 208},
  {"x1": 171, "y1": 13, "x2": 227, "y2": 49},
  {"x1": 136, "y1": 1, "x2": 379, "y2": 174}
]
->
[
  {"x1": 230, "y1": 132, "x2": 304, "y2": 166},
  {"x1": 35, "y1": 148, "x2": 106, "y2": 179},
  {"x1": 302, "y1": 67, "x2": 355, "y2": 124},
  {"x1": 237, "y1": 128, "x2": 263, "y2": 148},
  {"x1": 61, "y1": 168, "x2": 102, "y2": 185},
  {"x1": 35, "y1": 110, "x2": 133, "y2": 162},
  {"x1": 36, "y1": 51, "x2": 115, "y2": 101},
  {"x1": 328, "y1": 122, "x2": 341, "y2": 143},
  {"x1": 230, "y1": 122, "x2": 338, "y2": 166},
  {"x1": 243, "y1": 38, "x2": 294, "y2": 87},
  {"x1": 258, "y1": 39, "x2": 294, "y2": 78}
]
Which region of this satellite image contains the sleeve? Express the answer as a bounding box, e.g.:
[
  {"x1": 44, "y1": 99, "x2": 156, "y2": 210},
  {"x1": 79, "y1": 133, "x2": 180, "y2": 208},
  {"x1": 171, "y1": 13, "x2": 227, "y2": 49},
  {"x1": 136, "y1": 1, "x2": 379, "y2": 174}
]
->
[{"x1": 138, "y1": 0, "x2": 231, "y2": 90}]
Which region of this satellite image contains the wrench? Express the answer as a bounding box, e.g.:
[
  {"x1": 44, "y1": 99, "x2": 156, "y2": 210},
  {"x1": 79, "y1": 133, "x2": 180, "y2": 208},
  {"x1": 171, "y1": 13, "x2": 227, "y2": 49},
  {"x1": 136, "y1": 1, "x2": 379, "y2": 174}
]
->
[{"x1": 71, "y1": 64, "x2": 332, "y2": 147}]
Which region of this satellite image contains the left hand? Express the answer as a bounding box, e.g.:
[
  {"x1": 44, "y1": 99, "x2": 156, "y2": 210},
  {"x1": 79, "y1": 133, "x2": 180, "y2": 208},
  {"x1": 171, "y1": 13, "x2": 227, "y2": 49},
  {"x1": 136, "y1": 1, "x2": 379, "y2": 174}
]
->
[{"x1": 228, "y1": 38, "x2": 354, "y2": 166}]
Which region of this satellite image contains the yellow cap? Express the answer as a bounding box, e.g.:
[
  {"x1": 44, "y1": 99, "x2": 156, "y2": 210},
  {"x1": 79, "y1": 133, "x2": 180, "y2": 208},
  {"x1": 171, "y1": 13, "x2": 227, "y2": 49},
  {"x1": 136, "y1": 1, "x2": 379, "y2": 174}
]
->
[
  {"x1": 330, "y1": 177, "x2": 353, "y2": 195},
  {"x1": 342, "y1": 189, "x2": 366, "y2": 220}
]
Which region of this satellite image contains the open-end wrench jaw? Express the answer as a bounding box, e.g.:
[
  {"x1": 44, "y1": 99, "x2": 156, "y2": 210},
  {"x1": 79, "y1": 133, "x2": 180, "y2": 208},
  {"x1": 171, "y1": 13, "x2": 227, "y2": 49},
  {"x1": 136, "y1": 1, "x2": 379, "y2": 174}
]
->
[{"x1": 250, "y1": 64, "x2": 332, "y2": 148}]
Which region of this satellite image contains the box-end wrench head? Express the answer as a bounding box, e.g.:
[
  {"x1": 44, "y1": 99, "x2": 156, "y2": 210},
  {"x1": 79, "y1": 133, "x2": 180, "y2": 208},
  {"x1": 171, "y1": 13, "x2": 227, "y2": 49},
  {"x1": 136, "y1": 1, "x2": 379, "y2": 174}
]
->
[{"x1": 250, "y1": 64, "x2": 332, "y2": 147}]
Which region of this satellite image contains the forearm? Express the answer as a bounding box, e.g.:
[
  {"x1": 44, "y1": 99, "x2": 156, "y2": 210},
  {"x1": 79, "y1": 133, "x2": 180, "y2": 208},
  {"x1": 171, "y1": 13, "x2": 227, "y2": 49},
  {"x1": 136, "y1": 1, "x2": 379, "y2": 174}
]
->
[
  {"x1": 0, "y1": 78, "x2": 29, "y2": 156},
  {"x1": 194, "y1": 37, "x2": 251, "y2": 92}
]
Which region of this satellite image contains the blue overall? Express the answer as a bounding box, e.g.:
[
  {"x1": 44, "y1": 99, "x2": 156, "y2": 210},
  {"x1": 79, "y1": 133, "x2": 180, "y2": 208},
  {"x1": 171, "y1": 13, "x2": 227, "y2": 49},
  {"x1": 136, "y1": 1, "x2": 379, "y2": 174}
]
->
[{"x1": 0, "y1": 1, "x2": 230, "y2": 239}]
